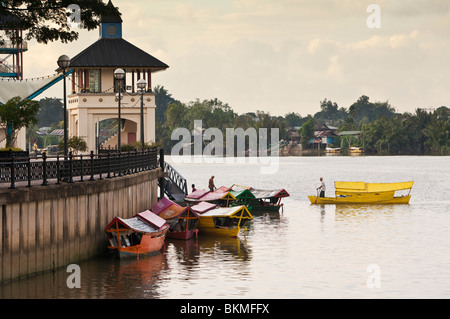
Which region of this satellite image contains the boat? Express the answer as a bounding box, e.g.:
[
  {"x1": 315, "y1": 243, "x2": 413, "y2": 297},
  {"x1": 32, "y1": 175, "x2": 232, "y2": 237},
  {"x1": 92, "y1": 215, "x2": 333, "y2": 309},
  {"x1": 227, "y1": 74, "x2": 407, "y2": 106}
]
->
[
  {"x1": 229, "y1": 188, "x2": 256, "y2": 206},
  {"x1": 230, "y1": 184, "x2": 290, "y2": 212},
  {"x1": 151, "y1": 198, "x2": 199, "y2": 240},
  {"x1": 308, "y1": 181, "x2": 414, "y2": 204},
  {"x1": 185, "y1": 186, "x2": 236, "y2": 207},
  {"x1": 325, "y1": 147, "x2": 340, "y2": 153},
  {"x1": 191, "y1": 203, "x2": 253, "y2": 237},
  {"x1": 105, "y1": 210, "x2": 169, "y2": 259},
  {"x1": 184, "y1": 184, "x2": 290, "y2": 212},
  {"x1": 349, "y1": 147, "x2": 364, "y2": 154}
]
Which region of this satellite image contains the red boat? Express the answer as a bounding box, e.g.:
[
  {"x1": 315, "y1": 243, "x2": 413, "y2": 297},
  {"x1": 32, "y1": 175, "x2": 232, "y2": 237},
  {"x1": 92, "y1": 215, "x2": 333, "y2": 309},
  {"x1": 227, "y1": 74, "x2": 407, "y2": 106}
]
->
[
  {"x1": 105, "y1": 210, "x2": 169, "y2": 259},
  {"x1": 151, "y1": 198, "x2": 200, "y2": 240}
]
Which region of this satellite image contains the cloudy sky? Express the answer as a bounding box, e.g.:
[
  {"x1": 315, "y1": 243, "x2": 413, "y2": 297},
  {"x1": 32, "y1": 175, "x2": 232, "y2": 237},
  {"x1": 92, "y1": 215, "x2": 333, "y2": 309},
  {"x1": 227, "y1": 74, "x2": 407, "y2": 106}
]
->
[{"x1": 25, "y1": 0, "x2": 450, "y2": 116}]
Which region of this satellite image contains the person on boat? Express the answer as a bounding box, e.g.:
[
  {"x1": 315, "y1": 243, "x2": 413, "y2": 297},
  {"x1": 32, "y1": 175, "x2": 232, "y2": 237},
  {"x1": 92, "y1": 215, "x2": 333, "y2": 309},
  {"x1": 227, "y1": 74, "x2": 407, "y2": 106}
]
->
[
  {"x1": 192, "y1": 184, "x2": 197, "y2": 192},
  {"x1": 208, "y1": 176, "x2": 216, "y2": 192},
  {"x1": 317, "y1": 177, "x2": 326, "y2": 197}
]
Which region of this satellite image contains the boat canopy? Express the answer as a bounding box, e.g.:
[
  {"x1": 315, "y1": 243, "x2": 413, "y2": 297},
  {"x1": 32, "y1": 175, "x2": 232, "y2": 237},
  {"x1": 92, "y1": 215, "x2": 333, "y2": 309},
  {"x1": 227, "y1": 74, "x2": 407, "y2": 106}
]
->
[
  {"x1": 196, "y1": 189, "x2": 236, "y2": 202},
  {"x1": 230, "y1": 184, "x2": 251, "y2": 192},
  {"x1": 185, "y1": 189, "x2": 209, "y2": 200},
  {"x1": 251, "y1": 188, "x2": 290, "y2": 199},
  {"x1": 229, "y1": 188, "x2": 255, "y2": 200},
  {"x1": 136, "y1": 210, "x2": 168, "y2": 230},
  {"x1": 151, "y1": 197, "x2": 176, "y2": 215},
  {"x1": 335, "y1": 181, "x2": 414, "y2": 193},
  {"x1": 230, "y1": 184, "x2": 290, "y2": 199},
  {"x1": 157, "y1": 204, "x2": 187, "y2": 220},
  {"x1": 190, "y1": 202, "x2": 217, "y2": 214},
  {"x1": 200, "y1": 205, "x2": 253, "y2": 219},
  {"x1": 105, "y1": 216, "x2": 160, "y2": 233}
]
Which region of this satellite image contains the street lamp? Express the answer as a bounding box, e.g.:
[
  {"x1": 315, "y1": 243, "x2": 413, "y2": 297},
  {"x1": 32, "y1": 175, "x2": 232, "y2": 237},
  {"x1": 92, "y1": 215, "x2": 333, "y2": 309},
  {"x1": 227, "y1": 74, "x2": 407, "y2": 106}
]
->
[
  {"x1": 114, "y1": 68, "x2": 125, "y2": 151},
  {"x1": 137, "y1": 78, "x2": 147, "y2": 150},
  {"x1": 57, "y1": 54, "x2": 70, "y2": 158}
]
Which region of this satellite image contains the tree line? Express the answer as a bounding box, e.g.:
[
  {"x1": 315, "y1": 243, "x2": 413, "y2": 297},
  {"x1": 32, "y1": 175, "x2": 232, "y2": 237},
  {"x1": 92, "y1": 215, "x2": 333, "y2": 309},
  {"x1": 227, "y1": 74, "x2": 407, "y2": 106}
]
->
[
  {"x1": 10, "y1": 89, "x2": 447, "y2": 156},
  {"x1": 155, "y1": 87, "x2": 449, "y2": 155}
]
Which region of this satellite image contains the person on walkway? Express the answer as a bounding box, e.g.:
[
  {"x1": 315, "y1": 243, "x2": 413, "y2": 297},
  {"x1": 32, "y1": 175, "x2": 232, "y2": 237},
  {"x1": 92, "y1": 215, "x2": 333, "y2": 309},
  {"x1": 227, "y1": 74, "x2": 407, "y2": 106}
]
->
[
  {"x1": 317, "y1": 177, "x2": 326, "y2": 197},
  {"x1": 208, "y1": 176, "x2": 216, "y2": 192},
  {"x1": 32, "y1": 141, "x2": 38, "y2": 157},
  {"x1": 192, "y1": 184, "x2": 197, "y2": 192}
]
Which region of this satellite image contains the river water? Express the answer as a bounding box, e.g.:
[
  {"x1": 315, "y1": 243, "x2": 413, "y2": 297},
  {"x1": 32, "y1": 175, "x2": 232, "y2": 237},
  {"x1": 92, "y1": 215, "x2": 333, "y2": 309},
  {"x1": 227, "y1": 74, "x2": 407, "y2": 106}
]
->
[{"x1": 1, "y1": 155, "x2": 449, "y2": 299}]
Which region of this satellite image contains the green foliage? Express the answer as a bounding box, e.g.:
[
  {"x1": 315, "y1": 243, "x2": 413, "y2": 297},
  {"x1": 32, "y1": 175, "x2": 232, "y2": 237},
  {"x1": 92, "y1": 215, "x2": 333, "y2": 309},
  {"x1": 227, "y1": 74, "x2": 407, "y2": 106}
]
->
[
  {"x1": 0, "y1": 0, "x2": 112, "y2": 45},
  {"x1": 0, "y1": 147, "x2": 23, "y2": 152},
  {"x1": 37, "y1": 97, "x2": 63, "y2": 127},
  {"x1": 59, "y1": 136, "x2": 87, "y2": 154},
  {"x1": 120, "y1": 141, "x2": 161, "y2": 152},
  {"x1": 361, "y1": 107, "x2": 449, "y2": 154},
  {"x1": 349, "y1": 95, "x2": 395, "y2": 124},
  {"x1": 154, "y1": 85, "x2": 176, "y2": 124},
  {"x1": 0, "y1": 96, "x2": 40, "y2": 148},
  {"x1": 299, "y1": 117, "x2": 315, "y2": 147}
]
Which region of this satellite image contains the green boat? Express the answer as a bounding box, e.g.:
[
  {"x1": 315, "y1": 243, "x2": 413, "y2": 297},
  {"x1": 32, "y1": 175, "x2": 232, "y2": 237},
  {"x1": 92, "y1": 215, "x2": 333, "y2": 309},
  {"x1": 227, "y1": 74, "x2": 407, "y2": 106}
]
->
[{"x1": 230, "y1": 185, "x2": 290, "y2": 212}]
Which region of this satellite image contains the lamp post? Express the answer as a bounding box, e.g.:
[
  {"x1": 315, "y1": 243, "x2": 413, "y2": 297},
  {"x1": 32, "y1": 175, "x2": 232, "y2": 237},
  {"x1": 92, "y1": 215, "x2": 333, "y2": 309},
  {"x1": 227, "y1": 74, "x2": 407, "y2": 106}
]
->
[
  {"x1": 57, "y1": 54, "x2": 70, "y2": 158},
  {"x1": 114, "y1": 68, "x2": 125, "y2": 151},
  {"x1": 137, "y1": 78, "x2": 147, "y2": 150}
]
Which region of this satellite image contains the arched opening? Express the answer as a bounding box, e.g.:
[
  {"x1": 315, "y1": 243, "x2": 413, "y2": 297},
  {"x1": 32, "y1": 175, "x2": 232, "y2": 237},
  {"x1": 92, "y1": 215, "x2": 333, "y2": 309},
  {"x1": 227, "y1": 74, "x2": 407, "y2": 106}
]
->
[{"x1": 96, "y1": 118, "x2": 138, "y2": 151}]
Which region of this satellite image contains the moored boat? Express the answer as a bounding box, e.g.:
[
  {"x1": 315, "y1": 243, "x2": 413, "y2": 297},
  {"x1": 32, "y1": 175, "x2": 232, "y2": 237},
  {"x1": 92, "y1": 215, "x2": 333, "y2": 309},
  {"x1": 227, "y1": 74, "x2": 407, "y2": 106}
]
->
[
  {"x1": 230, "y1": 184, "x2": 290, "y2": 212},
  {"x1": 184, "y1": 184, "x2": 290, "y2": 212},
  {"x1": 152, "y1": 198, "x2": 200, "y2": 240},
  {"x1": 191, "y1": 204, "x2": 253, "y2": 237},
  {"x1": 185, "y1": 186, "x2": 236, "y2": 207},
  {"x1": 325, "y1": 147, "x2": 340, "y2": 153},
  {"x1": 105, "y1": 210, "x2": 169, "y2": 259},
  {"x1": 349, "y1": 147, "x2": 364, "y2": 154},
  {"x1": 308, "y1": 181, "x2": 414, "y2": 204}
]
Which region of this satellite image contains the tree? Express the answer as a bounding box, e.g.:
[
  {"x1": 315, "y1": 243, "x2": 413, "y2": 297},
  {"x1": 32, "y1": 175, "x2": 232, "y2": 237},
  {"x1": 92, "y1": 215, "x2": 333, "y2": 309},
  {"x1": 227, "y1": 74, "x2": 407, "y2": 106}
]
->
[
  {"x1": 0, "y1": 0, "x2": 112, "y2": 45},
  {"x1": 314, "y1": 99, "x2": 347, "y2": 126},
  {"x1": 0, "y1": 96, "x2": 40, "y2": 148},
  {"x1": 154, "y1": 85, "x2": 176, "y2": 124},
  {"x1": 165, "y1": 101, "x2": 188, "y2": 131},
  {"x1": 59, "y1": 135, "x2": 87, "y2": 154},
  {"x1": 37, "y1": 97, "x2": 63, "y2": 127},
  {"x1": 284, "y1": 112, "x2": 303, "y2": 127},
  {"x1": 299, "y1": 116, "x2": 315, "y2": 148},
  {"x1": 348, "y1": 95, "x2": 395, "y2": 124}
]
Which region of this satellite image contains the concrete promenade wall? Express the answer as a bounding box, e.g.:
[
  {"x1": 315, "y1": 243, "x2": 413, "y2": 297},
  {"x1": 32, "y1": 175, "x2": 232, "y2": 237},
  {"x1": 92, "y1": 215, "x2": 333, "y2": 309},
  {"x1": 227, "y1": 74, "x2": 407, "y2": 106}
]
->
[{"x1": 0, "y1": 168, "x2": 163, "y2": 283}]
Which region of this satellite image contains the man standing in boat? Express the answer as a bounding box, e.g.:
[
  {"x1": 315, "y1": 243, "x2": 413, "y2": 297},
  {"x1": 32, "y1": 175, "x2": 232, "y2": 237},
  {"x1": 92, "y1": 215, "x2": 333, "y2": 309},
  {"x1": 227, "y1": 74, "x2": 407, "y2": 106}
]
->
[
  {"x1": 209, "y1": 176, "x2": 216, "y2": 192},
  {"x1": 317, "y1": 177, "x2": 326, "y2": 197}
]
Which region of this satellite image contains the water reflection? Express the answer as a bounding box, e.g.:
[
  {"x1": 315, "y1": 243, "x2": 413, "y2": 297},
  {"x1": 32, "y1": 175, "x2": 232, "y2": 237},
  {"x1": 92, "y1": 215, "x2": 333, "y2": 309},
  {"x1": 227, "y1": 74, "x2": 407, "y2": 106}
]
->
[
  {"x1": 2, "y1": 156, "x2": 450, "y2": 298},
  {"x1": 334, "y1": 204, "x2": 396, "y2": 218},
  {"x1": 0, "y1": 234, "x2": 252, "y2": 299}
]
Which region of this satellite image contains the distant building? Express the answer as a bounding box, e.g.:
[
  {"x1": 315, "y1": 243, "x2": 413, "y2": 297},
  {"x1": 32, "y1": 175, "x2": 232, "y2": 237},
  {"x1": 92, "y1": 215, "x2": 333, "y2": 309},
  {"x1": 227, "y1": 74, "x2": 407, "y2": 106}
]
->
[{"x1": 309, "y1": 124, "x2": 339, "y2": 148}]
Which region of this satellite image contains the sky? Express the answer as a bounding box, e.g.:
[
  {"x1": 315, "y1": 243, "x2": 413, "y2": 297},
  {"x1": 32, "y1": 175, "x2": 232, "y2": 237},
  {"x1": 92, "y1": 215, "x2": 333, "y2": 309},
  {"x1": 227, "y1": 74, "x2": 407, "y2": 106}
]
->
[{"x1": 22, "y1": 0, "x2": 450, "y2": 117}]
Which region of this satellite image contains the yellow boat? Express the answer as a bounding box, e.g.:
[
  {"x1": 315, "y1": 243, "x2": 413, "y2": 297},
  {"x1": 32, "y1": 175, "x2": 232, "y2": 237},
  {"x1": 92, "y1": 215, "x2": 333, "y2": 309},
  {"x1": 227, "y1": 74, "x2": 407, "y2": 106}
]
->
[
  {"x1": 349, "y1": 147, "x2": 365, "y2": 154},
  {"x1": 195, "y1": 205, "x2": 253, "y2": 237},
  {"x1": 309, "y1": 181, "x2": 414, "y2": 204}
]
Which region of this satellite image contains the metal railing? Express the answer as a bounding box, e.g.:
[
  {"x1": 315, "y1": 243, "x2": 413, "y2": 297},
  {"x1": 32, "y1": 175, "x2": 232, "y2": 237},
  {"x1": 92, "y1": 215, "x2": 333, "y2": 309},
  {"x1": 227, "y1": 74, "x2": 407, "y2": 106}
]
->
[
  {"x1": 0, "y1": 148, "x2": 159, "y2": 189},
  {"x1": 163, "y1": 161, "x2": 188, "y2": 196}
]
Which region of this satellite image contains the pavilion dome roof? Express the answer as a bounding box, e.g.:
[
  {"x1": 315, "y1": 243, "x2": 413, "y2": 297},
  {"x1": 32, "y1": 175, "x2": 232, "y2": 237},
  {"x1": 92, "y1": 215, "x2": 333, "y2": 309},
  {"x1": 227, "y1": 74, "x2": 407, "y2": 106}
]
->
[{"x1": 69, "y1": 37, "x2": 169, "y2": 71}]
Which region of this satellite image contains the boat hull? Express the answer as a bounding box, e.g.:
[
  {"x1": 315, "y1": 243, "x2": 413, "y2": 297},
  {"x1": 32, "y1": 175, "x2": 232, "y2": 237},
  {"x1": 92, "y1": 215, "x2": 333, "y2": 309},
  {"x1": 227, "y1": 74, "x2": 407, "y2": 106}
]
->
[
  {"x1": 250, "y1": 205, "x2": 281, "y2": 212},
  {"x1": 109, "y1": 230, "x2": 167, "y2": 259},
  {"x1": 308, "y1": 195, "x2": 411, "y2": 204},
  {"x1": 197, "y1": 217, "x2": 243, "y2": 237},
  {"x1": 167, "y1": 229, "x2": 198, "y2": 240}
]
